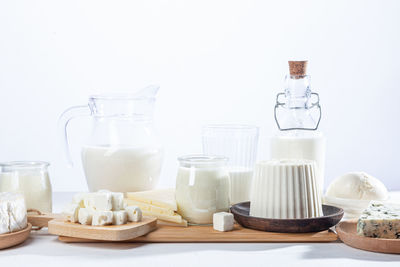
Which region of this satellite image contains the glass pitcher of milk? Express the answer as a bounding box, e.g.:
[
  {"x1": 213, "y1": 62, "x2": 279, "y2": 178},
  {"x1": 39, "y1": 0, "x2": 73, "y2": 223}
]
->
[
  {"x1": 59, "y1": 85, "x2": 163, "y2": 193},
  {"x1": 271, "y1": 61, "x2": 326, "y2": 193}
]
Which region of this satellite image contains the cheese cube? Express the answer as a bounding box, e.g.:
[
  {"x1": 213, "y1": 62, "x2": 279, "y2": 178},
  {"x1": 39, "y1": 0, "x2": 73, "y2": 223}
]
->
[
  {"x1": 73, "y1": 193, "x2": 89, "y2": 208},
  {"x1": 110, "y1": 192, "x2": 124, "y2": 211},
  {"x1": 78, "y1": 208, "x2": 93, "y2": 225},
  {"x1": 92, "y1": 210, "x2": 113, "y2": 226},
  {"x1": 113, "y1": 210, "x2": 128, "y2": 225},
  {"x1": 357, "y1": 201, "x2": 400, "y2": 239},
  {"x1": 63, "y1": 203, "x2": 80, "y2": 223},
  {"x1": 84, "y1": 192, "x2": 112, "y2": 211},
  {"x1": 126, "y1": 206, "x2": 142, "y2": 222},
  {"x1": 213, "y1": 212, "x2": 234, "y2": 232}
]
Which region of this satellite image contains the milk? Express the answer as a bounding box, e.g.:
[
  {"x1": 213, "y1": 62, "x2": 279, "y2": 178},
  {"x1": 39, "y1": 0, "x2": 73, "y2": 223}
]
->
[
  {"x1": 270, "y1": 135, "x2": 326, "y2": 192},
  {"x1": 228, "y1": 167, "x2": 253, "y2": 204},
  {"x1": 81, "y1": 145, "x2": 163, "y2": 192},
  {"x1": 175, "y1": 166, "x2": 230, "y2": 224},
  {"x1": 0, "y1": 171, "x2": 52, "y2": 213}
]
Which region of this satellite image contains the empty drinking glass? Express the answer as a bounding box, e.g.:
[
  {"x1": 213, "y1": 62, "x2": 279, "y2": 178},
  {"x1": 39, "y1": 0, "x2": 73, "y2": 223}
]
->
[{"x1": 202, "y1": 125, "x2": 259, "y2": 205}]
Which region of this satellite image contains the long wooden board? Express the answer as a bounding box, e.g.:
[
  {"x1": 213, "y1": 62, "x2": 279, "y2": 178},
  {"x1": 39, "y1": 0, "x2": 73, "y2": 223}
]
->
[{"x1": 58, "y1": 223, "x2": 337, "y2": 243}]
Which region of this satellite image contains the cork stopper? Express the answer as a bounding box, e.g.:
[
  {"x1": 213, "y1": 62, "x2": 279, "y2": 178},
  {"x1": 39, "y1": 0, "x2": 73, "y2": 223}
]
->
[{"x1": 288, "y1": 61, "x2": 308, "y2": 77}]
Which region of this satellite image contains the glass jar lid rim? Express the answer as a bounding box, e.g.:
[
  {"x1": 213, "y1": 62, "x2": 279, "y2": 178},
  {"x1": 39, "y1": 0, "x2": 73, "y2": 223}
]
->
[{"x1": 0, "y1": 161, "x2": 50, "y2": 168}]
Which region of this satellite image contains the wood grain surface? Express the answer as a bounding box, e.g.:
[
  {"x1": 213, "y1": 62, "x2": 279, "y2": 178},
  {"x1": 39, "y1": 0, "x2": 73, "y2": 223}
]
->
[{"x1": 57, "y1": 223, "x2": 338, "y2": 243}]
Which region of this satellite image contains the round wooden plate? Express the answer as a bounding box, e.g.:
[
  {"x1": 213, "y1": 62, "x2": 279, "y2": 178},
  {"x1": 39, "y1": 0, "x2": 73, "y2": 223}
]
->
[
  {"x1": 231, "y1": 202, "x2": 343, "y2": 233},
  {"x1": 0, "y1": 223, "x2": 32, "y2": 250},
  {"x1": 336, "y1": 220, "x2": 400, "y2": 254}
]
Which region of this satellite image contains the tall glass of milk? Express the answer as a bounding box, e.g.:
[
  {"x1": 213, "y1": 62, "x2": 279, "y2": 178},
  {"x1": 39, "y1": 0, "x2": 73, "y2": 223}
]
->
[
  {"x1": 175, "y1": 155, "x2": 230, "y2": 225},
  {"x1": 202, "y1": 125, "x2": 259, "y2": 205},
  {"x1": 0, "y1": 161, "x2": 52, "y2": 213},
  {"x1": 271, "y1": 61, "x2": 326, "y2": 194},
  {"x1": 59, "y1": 85, "x2": 163, "y2": 192}
]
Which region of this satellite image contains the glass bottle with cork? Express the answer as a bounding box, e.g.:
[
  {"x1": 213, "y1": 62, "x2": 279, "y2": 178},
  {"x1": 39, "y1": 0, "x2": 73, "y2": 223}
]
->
[{"x1": 270, "y1": 61, "x2": 326, "y2": 193}]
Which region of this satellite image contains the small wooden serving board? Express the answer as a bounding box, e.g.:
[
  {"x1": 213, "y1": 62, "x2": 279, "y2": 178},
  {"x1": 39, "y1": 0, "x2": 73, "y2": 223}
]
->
[
  {"x1": 337, "y1": 220, "x2": 400, "y2": 254},
  {"x1": 48, "y1": 216, "x2": 157, "y2": 241},
  {"x1": 57, "y1": 223, "x2": 337, "y2": 243}
]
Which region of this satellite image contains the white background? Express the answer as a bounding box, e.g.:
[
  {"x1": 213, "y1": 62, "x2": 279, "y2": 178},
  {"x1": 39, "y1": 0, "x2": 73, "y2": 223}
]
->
[{"x1": 0, "y1": 0, "x2": 399, "y2": 192}]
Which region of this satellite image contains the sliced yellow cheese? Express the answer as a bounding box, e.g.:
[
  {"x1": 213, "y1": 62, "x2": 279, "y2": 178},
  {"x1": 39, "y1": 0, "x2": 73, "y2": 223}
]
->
[
  {"x1": 126, "y1": 188, "x2": 177, "y2": 211},
  {"x1": 124, "y1": 199, "x2": 175, "y2": 216},
  {"x1": 158, "y1": 219, "x2": 188, "y2": 227},
  {"x1": 141, "y1": 209, "x2": 183, "y2": 223}
]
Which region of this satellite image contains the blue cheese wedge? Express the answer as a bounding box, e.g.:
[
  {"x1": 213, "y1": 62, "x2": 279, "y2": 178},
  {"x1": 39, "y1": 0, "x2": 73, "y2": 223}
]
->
[{"x1": 357, "y1": 201, "x2": 400, "y2": 239}]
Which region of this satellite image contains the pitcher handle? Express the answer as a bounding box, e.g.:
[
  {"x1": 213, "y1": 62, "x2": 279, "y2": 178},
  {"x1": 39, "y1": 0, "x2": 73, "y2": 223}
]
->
[{"x1": 58, "y1": 105, "x2": 91, "y2": 167}]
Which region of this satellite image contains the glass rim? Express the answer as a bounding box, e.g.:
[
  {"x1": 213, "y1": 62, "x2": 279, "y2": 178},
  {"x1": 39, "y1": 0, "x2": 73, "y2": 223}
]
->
[
  {"x1": 178, "y1": 154, "x2": 228, "y2": 165},
  {"x1": 0, "y1": 161, "x2": 50, "y2": 169},
  {"x1": 202, "y1": 124, "x2": 259, "y2": 131},
  {"x1": 89, "y1": 94, "x2": 156, "y2": 101}
]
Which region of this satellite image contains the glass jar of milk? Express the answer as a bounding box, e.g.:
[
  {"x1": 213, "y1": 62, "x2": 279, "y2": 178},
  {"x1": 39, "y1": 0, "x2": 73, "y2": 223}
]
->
[
  {"x1": 59, "y1": 86, "x2": 163, "y2": 193},
  {"x1": 175, "y1": 155, "x2": 230, "y2": 225},
  {"x1": 271, "y1": 61, "x2": 326, "y2": 194},
  {"x1": 0, "y1": 161, "x2": 52, "y2": 213}
]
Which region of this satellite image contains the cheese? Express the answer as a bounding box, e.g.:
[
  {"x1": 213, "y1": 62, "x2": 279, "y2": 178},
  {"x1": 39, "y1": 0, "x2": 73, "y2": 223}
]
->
[
  {"x1": 141, "y1": 209, "x2": 183, "y2": 223},
  {"x1": 126, "y1": 188, "x2": 177, "y2": 211},
  {"x1": 213, "y1": 212, "x2": 234, "y2": 232},
  {"x1": 125, "y1": 199, "x2": 175, "y2": 216},
  {"x1": 78, "y1": 208, "x2": 93, "y2": 225},
  {"x1": 125, "y1": 206, "x2": 142, "y2": 222},
  {"x1": 110, "y1": 192, "x2": 124, "y2": 211},
  {"x1": 92, "y1": 210, "x2": 113, "y2": 226},
  {"x1": 72, "y1": 193, "x2": 89, "y2": 207},
  {"x1": 158, "y1": 219, "x2": 188, "y2": 227},
  {"x1": 63, "y1": 203, "x2": 80, "y2": 223},
  {"x1": 113, "y1": 210, "x2": 128, "y2": 225},
  {"x1": 83, "y1": 192, "x2": 113, "y2": 211},
  {"x1": 0, "y1": 193, "x2": 27, "y2": 234},
  {"x1": 357, "y1": 201, "x2": 400, "y2": 239}
]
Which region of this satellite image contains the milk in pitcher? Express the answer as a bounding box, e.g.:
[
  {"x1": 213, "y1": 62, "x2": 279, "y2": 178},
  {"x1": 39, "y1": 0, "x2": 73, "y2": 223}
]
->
[{"x1": 81, "y1": 145, "x2": 163, "y2": 192}]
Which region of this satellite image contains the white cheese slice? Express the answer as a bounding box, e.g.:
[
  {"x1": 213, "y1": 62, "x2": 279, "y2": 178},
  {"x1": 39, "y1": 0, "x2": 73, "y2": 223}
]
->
[
  {"x1": 92, "y1": 210, "x2": 113, "y2": 226},
  {"x1": 126, "y1": 188, "x2": 177, "y2": 211},
  {"x1": 124, "y1": 199, "x2": 175, "y2": 216},
  {"x1": 113, "y1": 210, "x2": 128, "y2": 225},
  {"x1": 141, "y1": 209, "x2": 183, "y2": 223}
]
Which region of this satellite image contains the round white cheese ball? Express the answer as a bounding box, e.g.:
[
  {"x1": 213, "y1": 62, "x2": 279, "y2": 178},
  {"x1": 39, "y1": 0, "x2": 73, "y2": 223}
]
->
[{"x1": 326, "y1": 172, "x2": 388, "y2": 200}]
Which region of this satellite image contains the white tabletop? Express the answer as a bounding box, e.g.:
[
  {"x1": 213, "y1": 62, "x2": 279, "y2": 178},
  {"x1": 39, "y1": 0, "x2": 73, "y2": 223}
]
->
[{"x1": 1, "y1": 192, "x2": 400, "y2": 267}]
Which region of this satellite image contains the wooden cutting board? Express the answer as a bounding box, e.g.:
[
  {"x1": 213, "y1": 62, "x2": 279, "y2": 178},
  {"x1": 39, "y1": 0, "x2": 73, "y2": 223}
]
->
[
  {"x1": 48, "y1": 216, "x2": 157, "y2": 241},
  {"x1": 57, "y1": 223, "x2": 337, "y2": 243}
]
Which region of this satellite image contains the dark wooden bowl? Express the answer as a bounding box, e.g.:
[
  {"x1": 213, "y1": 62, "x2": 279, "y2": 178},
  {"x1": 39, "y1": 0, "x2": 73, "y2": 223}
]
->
[{"x1": 230, "y1": 202, "x2": 344, "y2": 233}]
